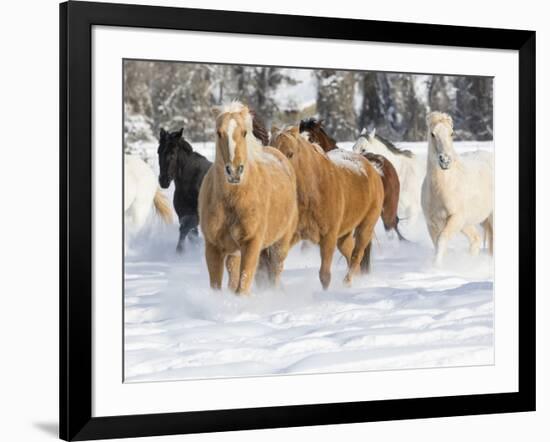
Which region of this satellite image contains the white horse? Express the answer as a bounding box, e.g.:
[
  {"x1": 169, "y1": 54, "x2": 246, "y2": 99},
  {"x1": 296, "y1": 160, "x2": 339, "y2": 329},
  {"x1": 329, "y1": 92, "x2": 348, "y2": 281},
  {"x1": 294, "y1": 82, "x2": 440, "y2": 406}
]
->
[
  {"x1": 353, "y1": 128, "x2": 423, "y2": 225},
  {"x1": 421, "y1": 112, "x2": 493, "y2": 264},
  {"x1": 125, "y1": 154, "x2": 173, "y2": 244}
]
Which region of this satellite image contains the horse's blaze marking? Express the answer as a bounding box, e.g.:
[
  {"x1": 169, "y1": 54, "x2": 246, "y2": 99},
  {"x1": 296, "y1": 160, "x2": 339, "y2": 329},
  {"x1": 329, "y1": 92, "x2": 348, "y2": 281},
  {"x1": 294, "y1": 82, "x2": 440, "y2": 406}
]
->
[{"x1": 227, "y1": 118, "x2": 237, "y2": 162}]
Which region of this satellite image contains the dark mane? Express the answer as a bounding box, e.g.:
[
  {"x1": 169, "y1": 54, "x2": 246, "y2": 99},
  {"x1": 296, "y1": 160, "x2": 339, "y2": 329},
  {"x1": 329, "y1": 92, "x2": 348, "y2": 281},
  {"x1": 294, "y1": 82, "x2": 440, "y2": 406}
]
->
[
  {"x1": 373, "y1": 134, "x2": 414, "y2": 158},
  {"x1": 299, "y1": 118, "x2": 338, "y2": 152},
  {"x1": 176, "y1": 135, "x2": 194, "y2": 154},
  {"x1": 250, "y1": 110, "x2": 269, "y2": 146}
]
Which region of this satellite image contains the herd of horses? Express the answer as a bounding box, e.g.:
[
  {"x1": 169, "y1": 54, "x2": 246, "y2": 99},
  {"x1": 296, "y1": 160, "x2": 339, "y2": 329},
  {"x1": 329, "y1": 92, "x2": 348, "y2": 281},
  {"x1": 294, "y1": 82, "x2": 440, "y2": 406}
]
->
[{"x1": 125, "y1": 101, "x2": 494, "y2": 295}]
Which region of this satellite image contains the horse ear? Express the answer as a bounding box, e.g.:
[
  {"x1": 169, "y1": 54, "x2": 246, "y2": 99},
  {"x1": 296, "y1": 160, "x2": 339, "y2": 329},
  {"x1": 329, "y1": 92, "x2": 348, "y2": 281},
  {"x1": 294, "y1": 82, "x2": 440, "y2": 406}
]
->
[
  {"x1": 176, "y1": 128, "x2": 183, "y2": 138},
  {"x1": 160, "y1": 128, "x2": 167, "y2": 139},
  {"x1": 367, "y1": 128, "x2": 376, "y2": 139},
  {"x1": 360, "y1": 127, "x2": 367, "y2": 136},
  {"x1": 271, "y1": 124, "x2": 280, "y2": 136}
]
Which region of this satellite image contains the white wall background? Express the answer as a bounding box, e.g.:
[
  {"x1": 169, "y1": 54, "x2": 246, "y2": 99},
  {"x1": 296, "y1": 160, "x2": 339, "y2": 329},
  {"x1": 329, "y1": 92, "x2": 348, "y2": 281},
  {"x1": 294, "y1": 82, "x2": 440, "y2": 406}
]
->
[{"x1": 0, "y1": 0, "x2": 546, "y2": 440}]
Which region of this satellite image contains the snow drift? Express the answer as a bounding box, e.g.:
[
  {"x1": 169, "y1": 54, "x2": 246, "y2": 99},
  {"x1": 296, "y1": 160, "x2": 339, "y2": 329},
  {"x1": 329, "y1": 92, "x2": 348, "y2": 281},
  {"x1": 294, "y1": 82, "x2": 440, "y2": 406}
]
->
[{"x1": 124, "y1": 141, "x2": 494, "y2": 382}]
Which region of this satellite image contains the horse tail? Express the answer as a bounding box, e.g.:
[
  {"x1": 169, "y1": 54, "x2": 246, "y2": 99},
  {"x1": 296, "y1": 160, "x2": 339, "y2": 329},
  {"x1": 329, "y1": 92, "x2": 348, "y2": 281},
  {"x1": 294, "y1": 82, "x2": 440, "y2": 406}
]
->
[
  {"x1": 360, "y1": 241, "x2": 373, "y2": 274},
  {"x1": 153, "y1": 189, "x2": 173, "y2": 224},
  {"x1": 394, "y1": 216, "x2": 409, "y2": 242},
  {"x1": 482, "y1": 216, "x2": 493, "y2": 255}
]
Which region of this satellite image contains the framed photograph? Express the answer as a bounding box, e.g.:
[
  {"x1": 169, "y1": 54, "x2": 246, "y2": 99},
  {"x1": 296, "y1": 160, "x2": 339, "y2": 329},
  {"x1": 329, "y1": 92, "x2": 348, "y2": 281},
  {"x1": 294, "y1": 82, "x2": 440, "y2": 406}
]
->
[{"x1": 60, "y1": 1, "x2": 536, "y2": 440}]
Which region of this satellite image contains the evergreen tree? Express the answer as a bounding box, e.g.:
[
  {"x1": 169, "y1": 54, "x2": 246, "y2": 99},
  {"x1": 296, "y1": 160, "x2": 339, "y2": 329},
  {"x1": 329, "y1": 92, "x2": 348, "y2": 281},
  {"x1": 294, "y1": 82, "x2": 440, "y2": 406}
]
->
[
  {"x1": 123, "y1": 60, "x2": 493, "y2": 146},
  {"x1": 316, "y1": 70, "x2": 357, "y2": 141}
]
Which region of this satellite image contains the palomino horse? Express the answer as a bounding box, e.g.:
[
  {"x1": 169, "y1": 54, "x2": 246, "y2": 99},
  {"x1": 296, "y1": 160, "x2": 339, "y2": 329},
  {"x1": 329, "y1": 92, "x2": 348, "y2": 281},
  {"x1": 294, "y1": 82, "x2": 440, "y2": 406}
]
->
[
  {"x1": 421, "y1": 112, "x2": 494, "y2": 264},
  {"x1": 353, "y1": 127, "x2": 423, "y2": 225},
  {"x1": 271, "y1": 126, "x2": 384, "y2": 289},
  {"x1": 198, "y1": 102, "x2": 298, "y2": 295},
  {"x1": 299, "y1": 118, "x2": 406, "y2": 242},
  {"x1": 125, "y1": 154, "x2": 173, "y2": 250},
  {"x1": 157, "y1": 128, "x2": 211, "y2": 253}
]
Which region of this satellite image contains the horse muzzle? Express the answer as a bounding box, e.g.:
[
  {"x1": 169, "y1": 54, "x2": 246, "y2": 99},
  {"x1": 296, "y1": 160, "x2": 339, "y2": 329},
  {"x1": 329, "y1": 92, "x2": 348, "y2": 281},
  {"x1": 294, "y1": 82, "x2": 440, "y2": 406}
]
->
[
  {"x1": 226, "y1": 176, "x2": 241, "y2": 184},
  {"x1": 158, "y1": 175, "x2": 171, "y2": 189},
  {"x1": 438, "y1": 154, "x2": 452, "y2": 170},
  {"x1": 225, "y1": 163, "x2": 244, "y2": 184}
]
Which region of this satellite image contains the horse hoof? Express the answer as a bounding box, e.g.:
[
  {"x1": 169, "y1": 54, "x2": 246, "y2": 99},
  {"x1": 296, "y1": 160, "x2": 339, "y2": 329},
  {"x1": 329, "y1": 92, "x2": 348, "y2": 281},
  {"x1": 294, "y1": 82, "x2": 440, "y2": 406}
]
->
[
  {"x1": 319, "y1": 273, "x2": 331, "y2": 290},
  {"x1": 343, "y1": 277, "x2": 353, "y2": 288},
  {"x1": 235, "y1": 288, "x2": 251, "y2": 296},
  {"x1": 176, "y1": 245, "x2": 184, "y2": 254}
]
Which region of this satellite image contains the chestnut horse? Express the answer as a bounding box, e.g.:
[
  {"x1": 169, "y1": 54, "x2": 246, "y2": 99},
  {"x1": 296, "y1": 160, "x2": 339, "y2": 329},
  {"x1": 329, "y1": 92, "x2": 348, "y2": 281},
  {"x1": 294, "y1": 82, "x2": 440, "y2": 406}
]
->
[
  {"x1": 198, "y1": 102, "x2": 298, "y2": 295},
  {"x1": 271, "y1": 126, "x2": 384, "y2": 289},
  {"x1": 299, "y1": 118, "x2": 406, "y2": 242},
  {"x1": 362, "y1": 152, "x2": 406, "y2": 241}
]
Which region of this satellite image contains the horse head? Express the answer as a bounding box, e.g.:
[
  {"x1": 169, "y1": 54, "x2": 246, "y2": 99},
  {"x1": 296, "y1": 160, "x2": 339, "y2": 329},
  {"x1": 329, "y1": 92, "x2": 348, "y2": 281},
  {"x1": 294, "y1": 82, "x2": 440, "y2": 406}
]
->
[
  {"x1": 157, "y1": 127, "x2": 192, "y2": 189},
  {"x1": 427, "y1": 112, "x2": 455, "y2": 170},
  {"x1": 212, "y1": 101, "x2": 254, "y2": 185},
  {"x1": 352, "y1": 127, "x2": 377, "y2": 155},
  {"x1": 271, "y1": 125, "x2": 315, "y2": 162},
  {"x1": 299, "y1": 118, "x2": 337, "y2": 152}
]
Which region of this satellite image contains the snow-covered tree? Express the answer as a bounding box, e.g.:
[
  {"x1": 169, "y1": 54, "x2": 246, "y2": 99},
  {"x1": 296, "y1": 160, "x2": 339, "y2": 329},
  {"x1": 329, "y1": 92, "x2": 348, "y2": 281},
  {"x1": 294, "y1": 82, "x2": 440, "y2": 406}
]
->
[
  {"x1": 123, "y1": 60, "x2": 493, "y2": 144},
  {"x1": 454, "y1": 76, "x2": 493, "y2": 140},
  {"x1": 316, "y1": 70, "x2": 357, "y2": 141},
  {"x1": 358, "y1": 73, "x2": 426, "y2": 141}
]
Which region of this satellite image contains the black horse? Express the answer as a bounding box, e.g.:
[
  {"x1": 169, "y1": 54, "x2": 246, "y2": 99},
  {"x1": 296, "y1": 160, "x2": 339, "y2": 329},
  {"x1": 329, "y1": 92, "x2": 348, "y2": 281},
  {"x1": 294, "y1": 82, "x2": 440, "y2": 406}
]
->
[{"x1": 157, "y1": 128, "x2": 212, "y2": 253}]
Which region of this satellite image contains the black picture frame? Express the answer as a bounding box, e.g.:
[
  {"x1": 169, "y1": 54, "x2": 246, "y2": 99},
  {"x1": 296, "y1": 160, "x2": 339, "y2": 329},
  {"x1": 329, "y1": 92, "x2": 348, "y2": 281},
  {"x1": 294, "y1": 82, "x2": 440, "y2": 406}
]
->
[{"x1": 60, "y1": 1, "x2": 536, "y2": 440}]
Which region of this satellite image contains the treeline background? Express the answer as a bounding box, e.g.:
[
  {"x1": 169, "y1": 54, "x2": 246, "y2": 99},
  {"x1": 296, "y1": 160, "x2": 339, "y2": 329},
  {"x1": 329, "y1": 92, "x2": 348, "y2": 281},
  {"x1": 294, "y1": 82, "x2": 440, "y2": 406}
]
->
[{"x1": 124, "y1": 60, "x2": 493, "y2": 149}]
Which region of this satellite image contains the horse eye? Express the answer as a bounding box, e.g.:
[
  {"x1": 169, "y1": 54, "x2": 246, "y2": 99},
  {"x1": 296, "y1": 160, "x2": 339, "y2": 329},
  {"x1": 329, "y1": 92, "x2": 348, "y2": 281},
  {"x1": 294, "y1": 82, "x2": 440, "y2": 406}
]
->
[
  {"x1": 217, "y1": 130, "x2": 222, "y2": 138},
  {"x1": 431, "y1": 132, "x2": 435, "y2": 138},
  {"x1": 287, "y1": 151, "x2": 294, "y2": 159}
]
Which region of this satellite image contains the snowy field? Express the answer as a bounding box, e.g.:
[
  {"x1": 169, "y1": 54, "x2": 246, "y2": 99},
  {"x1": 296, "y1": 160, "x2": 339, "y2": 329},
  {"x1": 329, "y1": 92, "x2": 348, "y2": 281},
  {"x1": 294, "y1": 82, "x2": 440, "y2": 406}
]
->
[{"x1": 124, "y1": 141, "x2": 494, "y2": 382}]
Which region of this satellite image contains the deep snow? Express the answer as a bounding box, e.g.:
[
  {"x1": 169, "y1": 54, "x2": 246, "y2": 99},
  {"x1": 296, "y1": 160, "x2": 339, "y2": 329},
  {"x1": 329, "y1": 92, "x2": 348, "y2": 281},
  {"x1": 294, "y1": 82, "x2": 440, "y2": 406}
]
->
[{"x1": 124, "y1": 141, "x2": 494, "y2": 382}]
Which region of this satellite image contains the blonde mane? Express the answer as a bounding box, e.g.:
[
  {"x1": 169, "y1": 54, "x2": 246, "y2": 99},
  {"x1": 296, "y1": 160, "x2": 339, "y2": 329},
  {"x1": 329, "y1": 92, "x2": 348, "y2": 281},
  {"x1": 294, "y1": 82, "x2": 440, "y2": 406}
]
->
[
  {"x1": 217, "y1": 100, "x2": 248, "y2": 115},
  {"x1": 275, "y1": 126, "x2": 327, "y2": 157},
  {"x1": 427, "y1": 111, "x2": 454, "y2": 130},
  {"x1": 216, "y1": 101, "x2": 270, "y2": 163}
]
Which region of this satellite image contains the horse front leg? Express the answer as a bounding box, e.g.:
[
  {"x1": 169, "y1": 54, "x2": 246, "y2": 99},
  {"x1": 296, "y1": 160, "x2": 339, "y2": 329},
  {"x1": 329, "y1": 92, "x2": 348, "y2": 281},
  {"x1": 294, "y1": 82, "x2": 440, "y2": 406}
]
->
[
  {"x1": 205, "y1": 241, "x2": 224, "y2": 290},
  {"x1": 176, "y1": 214, "x2": 199, "y2": 253},
  {"x1": 225, "y1": 254, "x2": 241, "y2": 292},
  {"x1": 435, "y1": 214, "x2": 463, "y2": 265},
  {"x1": 236, "y1": 238, "x2": 263, "y2": 295},
  {"x1": 319, "y1": 234, "x2": 337, "y2": 290},
  {"x1": 187, "y1": 214, "x2": 200, "y2": 245},
  {"x1": 461, "y1": 224, "x2": 482, "y2": 256}
]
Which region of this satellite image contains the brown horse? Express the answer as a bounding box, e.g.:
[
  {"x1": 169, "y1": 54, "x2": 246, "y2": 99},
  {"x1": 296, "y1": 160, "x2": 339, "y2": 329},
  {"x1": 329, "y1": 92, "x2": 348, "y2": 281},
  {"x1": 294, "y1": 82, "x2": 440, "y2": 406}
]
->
[
  {"x1": 198, "y1": 102, "x2": 298, "y2": 295},
  {"x1": 299, "y1": 118, "x2": 338, "y2": 150},
  {"x1": 299, "y1": 118, "x2": 406, "y2": 242},
  {"x1": 362, "y1": 152, "x2": 406, "y2": 242},
  {"x1": 271, "y1": 126, "x2": 384, "y2": 289}
]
